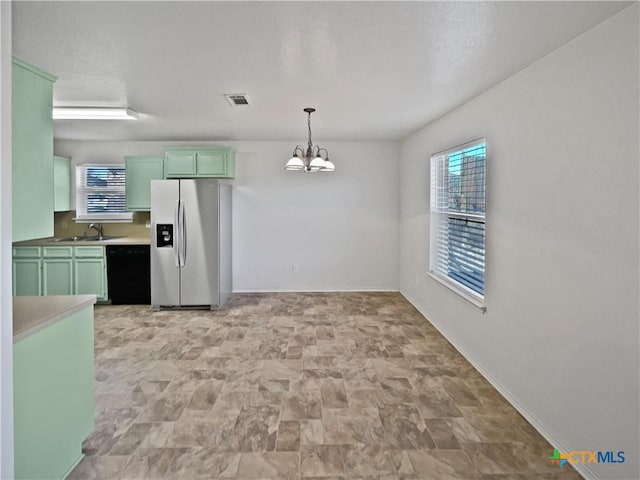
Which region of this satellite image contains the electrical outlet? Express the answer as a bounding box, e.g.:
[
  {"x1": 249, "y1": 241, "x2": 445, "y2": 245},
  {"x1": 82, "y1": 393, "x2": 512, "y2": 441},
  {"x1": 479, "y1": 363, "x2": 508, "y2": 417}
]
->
[
  {"x1": 145, "y1": 221, "x2": 151, "y2": 228},
  {"x1": 292, "y1": 264, "x2": 299, "y2": 273}
]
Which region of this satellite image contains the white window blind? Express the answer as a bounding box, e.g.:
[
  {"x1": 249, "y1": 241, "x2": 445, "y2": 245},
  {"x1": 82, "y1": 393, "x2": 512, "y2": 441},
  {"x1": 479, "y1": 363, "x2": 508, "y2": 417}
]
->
[
  {"x1": 75, "y1": 165, "x2": 133, "y2": 222},
  {"x1": 430, "y1": 139, "x2": 486, "y2": 306}
]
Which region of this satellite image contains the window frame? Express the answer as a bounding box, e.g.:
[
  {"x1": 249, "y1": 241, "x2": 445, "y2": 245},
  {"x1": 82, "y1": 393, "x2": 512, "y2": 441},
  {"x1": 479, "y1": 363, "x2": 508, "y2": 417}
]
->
[
  {"x1": 429, "y1": 138, "x2": 487, "y2": 312},
  {"x1": 74, "y1": 164, "x2": 133, "y2": 223}
]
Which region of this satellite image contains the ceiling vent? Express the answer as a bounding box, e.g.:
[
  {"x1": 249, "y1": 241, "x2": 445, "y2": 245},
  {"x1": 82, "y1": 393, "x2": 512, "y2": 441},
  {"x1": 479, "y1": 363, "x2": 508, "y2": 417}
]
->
[{"x1": 224, "y1": 94, "x2": 250, "y2": 106}]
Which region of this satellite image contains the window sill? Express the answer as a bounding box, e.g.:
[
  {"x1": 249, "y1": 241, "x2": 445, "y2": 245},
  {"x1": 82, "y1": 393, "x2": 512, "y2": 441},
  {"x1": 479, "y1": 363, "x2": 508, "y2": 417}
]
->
[
  {"x1": 428, "y1": 272, "x2": 486, "y2": 313},
  {"x1": 73, "y1": 215, "x2": 133, "y2": 224}
]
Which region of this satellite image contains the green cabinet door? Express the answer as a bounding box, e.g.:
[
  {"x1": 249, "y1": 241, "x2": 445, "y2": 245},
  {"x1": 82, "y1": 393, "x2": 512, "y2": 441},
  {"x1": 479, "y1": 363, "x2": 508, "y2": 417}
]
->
[
  {"x1": 74, "y1": 245, "x2": 107, "y2": 301},
  {"x1": 164, "y1": 147, "x2": 235, "y2": 178},
  {"x1": 219, "y1": 149, "x2": 235, "y2": 178},
  {"x1": 12, "y1": 57, "x2": 57, "y2": 242},
  {"x1": 74, "y1": 258, "x2": 107, "y2": 301},
  {"x1": 197, "y1": 151, "x2": 226, "y2": 176},
  {"x1": 125, "y1": 156, "x2": 164, "y2": 211},
  {"x1": 42, "y1": 259, "x2": 74, "y2": 295},
  {"x1": 12, "y1": 247, "x2": 42, "y2": 296},
  {"x1": 165, "y1": 151, "x2": 196, "y2": 177},
  {"x1": 12, "y1": 259, "x2": 43, "y2": 296},
  {"x1": 53, "y1": 156, "x2": 71, "y2": 212}
]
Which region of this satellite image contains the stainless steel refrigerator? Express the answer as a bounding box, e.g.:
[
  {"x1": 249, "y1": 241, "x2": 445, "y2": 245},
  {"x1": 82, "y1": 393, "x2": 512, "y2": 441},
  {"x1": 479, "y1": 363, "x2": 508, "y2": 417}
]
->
[{"x1": 150, "y1": 179, "x2": 232, "y2": 309}]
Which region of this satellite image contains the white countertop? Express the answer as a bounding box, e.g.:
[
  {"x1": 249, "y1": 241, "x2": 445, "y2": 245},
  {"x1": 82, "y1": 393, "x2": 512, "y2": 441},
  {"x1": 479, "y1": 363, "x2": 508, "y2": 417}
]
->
[{"x1": 13, "y1": 295, "x2": 97, "y2": 343}]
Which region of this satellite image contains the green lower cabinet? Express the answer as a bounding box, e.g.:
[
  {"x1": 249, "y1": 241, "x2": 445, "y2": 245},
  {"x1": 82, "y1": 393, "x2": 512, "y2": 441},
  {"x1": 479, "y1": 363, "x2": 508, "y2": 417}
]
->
[
  {"x1": 14, "y1": 306, "x2": 95, "y2": 479},
  {"x1": 13, "y1": 245, "x2": 108, "y2": 301},
  {"x1": 42, "y1": 259, "x2": 74, "y2": 295},
  {"x1": 74, "y1": 258, "x2": 107, "y2": 301},
  {"x1": 12, "y1": 258, "x2": 42, "y2": 296}
]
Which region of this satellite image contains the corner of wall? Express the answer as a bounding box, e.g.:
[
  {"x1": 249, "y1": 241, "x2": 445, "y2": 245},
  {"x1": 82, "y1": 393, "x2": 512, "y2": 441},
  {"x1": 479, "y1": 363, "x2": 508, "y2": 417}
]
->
[{"x1": 0, "y1": 2, "x2": 15, "y2": 478}]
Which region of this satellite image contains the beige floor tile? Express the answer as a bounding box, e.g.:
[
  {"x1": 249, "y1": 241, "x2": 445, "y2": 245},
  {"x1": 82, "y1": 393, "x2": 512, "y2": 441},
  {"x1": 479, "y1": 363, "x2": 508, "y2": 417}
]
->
[
  {"x1": 66, "y1": 455, "x2": 129, "y2": 479},
  {"x1": 408, "y1": 448, "x2": 480, "y2": 479},
  {"x1": 68, "y1": 293, "x2": 580, "y2": 480},
  {"x1": 237, "y1": 451, "x2": 299, "y2": 479},
  {"x1": 300, "y1": 445, "x2": 345, "y2": 477}
]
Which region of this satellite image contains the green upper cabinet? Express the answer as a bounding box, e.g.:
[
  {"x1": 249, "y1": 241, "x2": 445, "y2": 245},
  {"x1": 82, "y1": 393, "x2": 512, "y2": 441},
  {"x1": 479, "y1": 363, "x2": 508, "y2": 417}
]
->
[
  {"x1": 197, "y1": 151, "x2": 227, "y2": 176},
  {"x1": 53, "y1": 156, "x2": 71, "y2": 212},
  {"x1": 164, "y1": 151, "x2": 196, "y2": 177},
  {"x1": 165, "y1": 147, "x2": 235, "y2": 179},
  {"x1": 12, "y1": 57, "x2": 57, "y2": 242},
  {"x1": 125, "y1": 156, "x2": 164, "y2": 211}
]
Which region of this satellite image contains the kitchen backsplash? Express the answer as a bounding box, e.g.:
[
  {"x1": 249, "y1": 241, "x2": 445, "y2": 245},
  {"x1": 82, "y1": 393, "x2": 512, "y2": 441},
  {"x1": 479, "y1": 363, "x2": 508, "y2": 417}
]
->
[{"x1": 54, "y1": 211, "x2": 151, "y2": 239}]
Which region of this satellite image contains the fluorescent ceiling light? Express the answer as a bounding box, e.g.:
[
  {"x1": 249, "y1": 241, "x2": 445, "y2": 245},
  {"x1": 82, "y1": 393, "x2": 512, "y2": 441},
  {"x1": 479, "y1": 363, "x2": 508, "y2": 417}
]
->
[{"x1": 52, "y1": 107, "x2": 138, "y2": 120}]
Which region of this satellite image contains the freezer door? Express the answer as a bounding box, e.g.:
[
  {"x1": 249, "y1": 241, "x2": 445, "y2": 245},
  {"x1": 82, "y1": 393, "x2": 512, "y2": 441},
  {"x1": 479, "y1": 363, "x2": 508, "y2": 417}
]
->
[
  {"x1": 179, "y1": 179, "x2": 220, "y2": 306},
  {"x1": 150, "y1": 180, "x2": 180, "y2": 306}
]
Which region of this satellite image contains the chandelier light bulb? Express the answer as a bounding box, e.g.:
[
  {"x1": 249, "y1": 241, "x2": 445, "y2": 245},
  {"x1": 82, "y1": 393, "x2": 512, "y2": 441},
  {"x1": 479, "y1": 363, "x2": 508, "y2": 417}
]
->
[
  {"x1": 285, "y1": 154, "x2": 304, "y2": 170},
  {"x1": 322, "y1": 159, "x2": 335, "y2": 171},
  {"x1": 309, "y1": 154, "x2": 325, "y2": 169}
]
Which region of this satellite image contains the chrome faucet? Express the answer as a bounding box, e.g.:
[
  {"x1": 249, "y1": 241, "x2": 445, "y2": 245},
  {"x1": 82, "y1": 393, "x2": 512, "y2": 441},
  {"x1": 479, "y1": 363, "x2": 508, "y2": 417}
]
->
[{"x1": 88, "y1": 223, "x2": 103, "y2": 238}]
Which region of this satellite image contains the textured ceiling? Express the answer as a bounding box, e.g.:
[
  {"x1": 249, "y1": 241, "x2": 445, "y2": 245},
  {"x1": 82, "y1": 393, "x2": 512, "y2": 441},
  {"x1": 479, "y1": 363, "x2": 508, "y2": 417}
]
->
[{"x1": 13, "y1": 1, "x2": 630, "y2": 141}]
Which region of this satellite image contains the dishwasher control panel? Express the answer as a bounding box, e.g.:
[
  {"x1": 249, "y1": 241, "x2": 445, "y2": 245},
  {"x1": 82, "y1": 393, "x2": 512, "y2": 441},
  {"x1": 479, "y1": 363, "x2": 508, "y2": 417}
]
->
[{"x1": 156, "y1": 224, "x2": 173, "y2": 248}]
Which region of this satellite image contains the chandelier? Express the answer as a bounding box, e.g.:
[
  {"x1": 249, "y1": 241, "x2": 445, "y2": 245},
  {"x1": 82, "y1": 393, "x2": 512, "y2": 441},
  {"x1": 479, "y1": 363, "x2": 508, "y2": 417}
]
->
[{"x1": 285, "y1": 108, "x2": 335, "y2": 172}]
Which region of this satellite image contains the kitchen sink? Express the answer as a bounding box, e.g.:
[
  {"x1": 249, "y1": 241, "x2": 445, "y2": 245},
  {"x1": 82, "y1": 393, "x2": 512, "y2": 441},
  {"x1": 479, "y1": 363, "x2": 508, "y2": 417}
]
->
[
  {"x1": 84, "y1": 236, "x2": 124, "y2": 241},
  {"x1": 50, "y1": 236, "x2": 90, "y2": 242},
  {"x1": 49, "y1": 235, "x2": 124, "y2": 242}
]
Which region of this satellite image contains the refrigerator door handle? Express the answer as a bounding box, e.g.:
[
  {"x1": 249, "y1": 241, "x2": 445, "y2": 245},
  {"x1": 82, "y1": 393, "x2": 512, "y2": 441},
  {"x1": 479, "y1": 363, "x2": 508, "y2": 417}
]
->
[
  {"x1": 174, "y1": 200, "x2": 181, "y2": 267},
  {"x1": 180, "y1": 200, "x2": 187, "y2": 266}
]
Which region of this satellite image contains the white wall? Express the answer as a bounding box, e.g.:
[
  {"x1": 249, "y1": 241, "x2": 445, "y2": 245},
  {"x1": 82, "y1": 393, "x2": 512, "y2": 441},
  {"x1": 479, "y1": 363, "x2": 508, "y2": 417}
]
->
[
  {"x1": 400, "y1": 6, "x2": 639, "y2": 480},
  {"x1": 54, "y1": 140, "x2": 400, "y2": 292},
  {"x1": 0, "y1": 2, "x2": 14, "y2": 478}
]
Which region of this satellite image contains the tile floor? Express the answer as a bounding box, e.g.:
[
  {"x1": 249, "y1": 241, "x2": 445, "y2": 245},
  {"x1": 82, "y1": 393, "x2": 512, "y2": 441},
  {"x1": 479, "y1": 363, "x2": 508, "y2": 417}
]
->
[{"x1": 68, "y1": 292, "x2": 582, "y2": 479}]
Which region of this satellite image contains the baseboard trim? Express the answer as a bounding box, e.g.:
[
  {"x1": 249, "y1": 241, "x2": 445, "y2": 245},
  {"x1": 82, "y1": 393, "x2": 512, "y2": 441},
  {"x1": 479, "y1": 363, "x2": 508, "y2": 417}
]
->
[
  {"x1": 400, "y1": 289, "x2": 595, "y2": 480},
  {"x1": 233, "y1": 288, "x2": 400, "y2": 293}
]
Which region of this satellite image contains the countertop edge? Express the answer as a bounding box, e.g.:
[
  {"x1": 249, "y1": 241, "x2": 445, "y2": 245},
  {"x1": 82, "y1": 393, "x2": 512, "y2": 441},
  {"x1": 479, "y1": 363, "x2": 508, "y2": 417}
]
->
[
  {"x1": 13, "y1": 236, "x2": 150, "y2": 247},
  {"x1": 13, "y1": 295, "x2": 97, "y2": 343}
]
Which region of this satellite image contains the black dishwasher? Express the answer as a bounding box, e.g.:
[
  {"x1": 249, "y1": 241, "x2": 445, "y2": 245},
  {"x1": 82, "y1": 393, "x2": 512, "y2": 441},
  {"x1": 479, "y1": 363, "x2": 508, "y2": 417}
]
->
[{"x1": 106, "y1": 245, "x2": 151, "y2": 304}]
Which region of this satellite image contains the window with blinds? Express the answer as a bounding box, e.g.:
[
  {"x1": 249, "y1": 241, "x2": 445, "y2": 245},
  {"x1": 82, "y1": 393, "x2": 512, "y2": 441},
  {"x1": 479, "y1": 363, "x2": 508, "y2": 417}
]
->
[
  {"x1": 430, "y1": 139, "x2": 486, "y2": 307},
  {"x1": 75, "y1": 165, "x2": 133, "y2": 222}
]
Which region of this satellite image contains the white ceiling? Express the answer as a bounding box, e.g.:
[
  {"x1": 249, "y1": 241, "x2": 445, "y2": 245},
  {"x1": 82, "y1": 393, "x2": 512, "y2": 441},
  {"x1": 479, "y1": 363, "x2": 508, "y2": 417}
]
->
[{"x1": 13, "y1": 1, "x2": 630, "y2": 142}]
